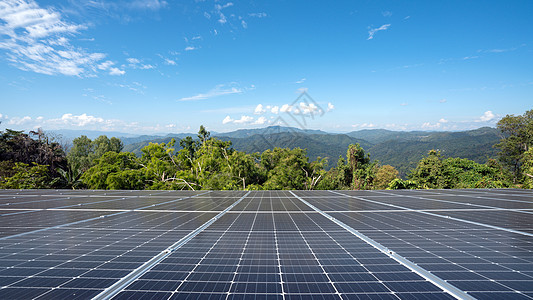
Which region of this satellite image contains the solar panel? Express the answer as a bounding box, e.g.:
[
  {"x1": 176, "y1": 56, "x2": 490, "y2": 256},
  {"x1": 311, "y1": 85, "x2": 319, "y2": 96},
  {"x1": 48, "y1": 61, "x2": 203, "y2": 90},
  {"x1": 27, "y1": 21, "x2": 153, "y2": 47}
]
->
[{"x1": 0, "y1": 189, "x2": 531, "y2": 299}]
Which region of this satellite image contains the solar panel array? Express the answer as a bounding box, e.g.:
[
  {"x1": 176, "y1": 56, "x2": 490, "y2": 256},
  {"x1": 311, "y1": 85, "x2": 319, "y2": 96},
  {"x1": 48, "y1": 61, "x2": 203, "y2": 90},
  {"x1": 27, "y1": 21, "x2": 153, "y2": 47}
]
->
[{"x1": 0, "y1": 189, "x2": 531, "y2": 299}]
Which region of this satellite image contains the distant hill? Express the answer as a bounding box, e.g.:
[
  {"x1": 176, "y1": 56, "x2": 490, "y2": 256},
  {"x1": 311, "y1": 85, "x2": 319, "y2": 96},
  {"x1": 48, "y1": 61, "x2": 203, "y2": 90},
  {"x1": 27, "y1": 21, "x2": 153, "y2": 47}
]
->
[
  {"x1": 213, "y1": 125, "x2": 331, "y2": 139},
  {"x1": 346, "y1": 129, "x2": 432, "y2": 144},
  {"x1": 49, "y1": 126, "x2": 501, "y2": 177},
  {"x1": 123, "y1": 126, "x2": 501, "y2": 176},
  {"x1": 368, "y1": 127, "x2": 501, "y2": 176}
]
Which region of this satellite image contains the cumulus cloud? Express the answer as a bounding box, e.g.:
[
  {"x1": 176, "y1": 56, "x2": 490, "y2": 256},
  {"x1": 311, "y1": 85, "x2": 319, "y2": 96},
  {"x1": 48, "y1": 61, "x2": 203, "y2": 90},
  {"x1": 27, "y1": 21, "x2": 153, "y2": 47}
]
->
[
  {"x1": 184, "y1": 46, "x2": 196, "y2": 51},
  {"x1": 254, "y1": 104, "x2": 266, "y2": 115},
  {"x1": 222, "y1": 115, "x2": 268, "y2": 126},
  {"x1": 1, "y1": 113, "x2": 192, "y2": 133},
  {"x1": 0, "y1": 0, "x2": 106, "y2": 76},
  {"x1": 222, "y1": 115, "x2": 233, "y2": 124},
  {"x1": 367, "y1": 24, "x2": 391, "y2": 40},
  {"x1": 234, "y1": 115, "x2": 253, "y2": 124},
  {"x1": 270, "y1": 106, "x2": 279, "y2": 114},
  {"x1": 352, "y1": 123, "x2": 376, "y2": 129},
  {"x1": 479, "y1": 111, "x2": 495, "y2": 122},
  {"x1": 8, "y1": 116, "x2": 32, "y2": 125},
  {"x1": 254, "y1": 116, "x2": 267, "y2": 125},
  {"x1": 109, "y1": 67, "x2": 125, "y2": 75}
]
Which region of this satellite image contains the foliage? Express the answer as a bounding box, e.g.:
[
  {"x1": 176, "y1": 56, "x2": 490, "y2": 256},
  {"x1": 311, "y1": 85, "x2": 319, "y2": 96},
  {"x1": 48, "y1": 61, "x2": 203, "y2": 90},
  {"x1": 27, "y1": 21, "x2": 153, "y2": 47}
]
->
[
  {"x1": 495, "y1": 109, "x2": 533, "y2": 182},
  {"x1": 521, "y1": 149, "x2": 533, "y2": 188},
  {"x1": 3, "y1": 117, "x2": 531, "y2": 191},
  {"x1": 374, "y1": 165, "x2": 399, "y2": 190},
  {"x1": 81, "y1": 152, "x2": 144, "y2": 190},
  {"x1": 408, "y1": 150, "x2": 511, "y2": 189},
  {"x1": 388, "y1": 178, "x2": 419, "y2": 190},
  {"x1": 67, "y1": 135, "x2": 123, "y2": 173},
  {"x1": 0, "y1": 129, "x2": 66, "y2": 174},
  {"x1": 0, "y1": 162, "x2": 56, "y2": 189}
]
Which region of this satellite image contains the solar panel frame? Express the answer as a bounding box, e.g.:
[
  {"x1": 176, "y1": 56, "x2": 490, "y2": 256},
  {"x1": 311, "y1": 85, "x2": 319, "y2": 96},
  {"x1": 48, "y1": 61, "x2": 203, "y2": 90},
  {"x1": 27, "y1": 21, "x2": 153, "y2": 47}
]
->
[{"x1": 0, "y1": 188, "x2": 531, "y2": 299}]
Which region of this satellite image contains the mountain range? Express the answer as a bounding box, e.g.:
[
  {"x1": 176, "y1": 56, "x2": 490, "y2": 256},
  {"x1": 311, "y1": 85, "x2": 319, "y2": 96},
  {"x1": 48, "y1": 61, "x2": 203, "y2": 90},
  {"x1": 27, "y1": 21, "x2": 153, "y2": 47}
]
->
[{"x1": 72, "y1": 125, "x2": 499, "y2": 177}]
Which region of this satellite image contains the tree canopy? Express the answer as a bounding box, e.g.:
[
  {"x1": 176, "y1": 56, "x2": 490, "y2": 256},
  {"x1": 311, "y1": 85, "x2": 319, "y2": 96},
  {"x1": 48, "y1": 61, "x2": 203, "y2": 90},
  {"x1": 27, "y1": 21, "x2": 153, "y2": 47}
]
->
[{"x1": 2, "y1": 109, "x2": 532, "y2": 190}]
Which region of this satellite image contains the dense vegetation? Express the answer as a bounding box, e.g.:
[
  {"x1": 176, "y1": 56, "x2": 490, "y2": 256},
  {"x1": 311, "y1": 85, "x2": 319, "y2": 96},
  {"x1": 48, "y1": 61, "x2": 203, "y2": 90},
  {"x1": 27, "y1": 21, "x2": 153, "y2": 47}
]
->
[
  {"x1": 1, "y1": 109, "x2": 532, "y2": 190},
  {"x1": 123, "y1": 127, "x2": 501, "y2": 176}
]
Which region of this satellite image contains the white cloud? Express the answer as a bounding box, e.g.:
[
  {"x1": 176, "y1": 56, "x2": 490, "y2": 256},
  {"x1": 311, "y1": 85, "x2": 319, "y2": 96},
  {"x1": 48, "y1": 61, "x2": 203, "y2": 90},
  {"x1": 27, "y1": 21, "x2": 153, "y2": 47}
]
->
[
  {"x1": 241, "y1": 20, "x2": 247, "y2": 29},
  {"x1": 295, "y1": 78, "x2": 306, "y2": 84},
  {"x1": 126, "y1": 58, "x2": 140, "y2": 64},
  {"x1": 179, "y1": 83, "x2": 245, "y2": 101},
  {"x1": 254, "y1": 116, "x2": 267, "y2": 125},
  {"x1": 0, "y1": 0, "x2": 106, "y2": 76},
  {"x1": 295, "y1": 102, "x2": 319, "y2": 115},
  {"x1": 184, "y1": 46, "x2": 196, "y2": 51},
  {"x1": 367, "y1": 24, "x2": 391, "y2": 40},
  {"x1": 421, "y1": 122, "x2": 440, "y2": 129},
  {"x1": 97, "y1": 60, "x2": 124, "y2": 75},
  {"x1": 280, "y1": 104, "x2": 292, "y2": 113},
  {"x1": 127, "y1": 57, "x2": 154, "y2": 70},
  {"x1": 8, "y1": 116, "x2": 32, "y2": 125},
  {"x1": 382, "y1": 11, "x2": 392, "y2": 17},
  {"x1": 57, "y1": 114, "x2": 104, "y2": 127},
  {"x1": 479, "y1": 111, "x2": 495, "y2": 122},
  {"x1": 400, "y1": 102, "x2": 408, "y2": 106},
  {"x1": 109, "y1": 67, "x2": 125, "y2": 76},
  {"x1": 222, "y1": 115, "x2": 233, "y2": 124},
  {"x1": 164, "y1": 58, "x2": 176, "y2": 65},
  {"x1": 249, "y1": 12, "x2": 267, "y2": 18},
  {"x1": 439, "y1": 118, "x2": 449, "y2": 123},
  {"x1": 140, "y1": 64, "x2": 154, "y2": 69},
  {"x1": 254, "y1": 104, "x2": 266, "y2": 115},
  {"x1": 234, "y1": 115, "x2": 253, "y2": 124},
  {"x1": 97, "y1": 60, "x2": 114, "y2": 70},
  {"x1": 271, "y1": 106, "x2": 279, "y2": 114},
  {"x1": 222, "y1": 114, "x2": 267, "y2": 125},
  {"x1": 352, "y1": 123, "x2": 375, "y2": 129},
  {"x1": 214, "y1": 2, "x2": 233, "y2": 24},
  {"x1": 439, "y1": 98, "x2": 447, "y2": 103},
  {"x1": 327, "y1": 102, "x2": 335, "y2": 112}
]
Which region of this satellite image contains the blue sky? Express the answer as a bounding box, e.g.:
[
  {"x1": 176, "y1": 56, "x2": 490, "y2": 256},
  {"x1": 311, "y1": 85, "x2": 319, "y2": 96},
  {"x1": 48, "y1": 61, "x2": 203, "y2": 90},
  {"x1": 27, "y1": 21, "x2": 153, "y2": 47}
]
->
[{"x1": 1, "y1": 0, "x2": 532, "y2": 134}]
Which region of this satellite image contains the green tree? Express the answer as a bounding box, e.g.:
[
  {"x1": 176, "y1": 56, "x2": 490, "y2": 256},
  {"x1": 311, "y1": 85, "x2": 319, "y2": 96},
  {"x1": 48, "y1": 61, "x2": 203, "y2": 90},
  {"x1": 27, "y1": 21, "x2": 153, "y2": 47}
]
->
[
  {"x1": 409, "y1": 150, "x2": 445, "y2": 189},
  {"x1": 0, "y1": 162, "x2": 56, "y2": 189},
  {"x1": 67, "y1": 135, "x2": 124, "y2": 175},
  {"x1": 346, "y1": 144, "x2": 377, "y2": 189},
  {"x1": 261, "y1": 148, "x2": 319, "y2": 190},
  {"x1": 374, "y1": 165, "x2": 399, "y2": 190},
  {"x1": 81, "y1": 152, "x2": 144, "y2": 190},
  {"x1": 67, "y1": 135, "x2": 93, "y2": 172},
  {"x1": 409, "y1": 150, "x2": 510, "y2": 189},
  {"x1": 521, "y1": 149, "x2": 533, "y2": 188},
  {"x1": 495, "y1": 109, "x2": 533, "y2": 182},
  {"x1": 197, "y1": 125, "x2": 211, "y2": 144}
]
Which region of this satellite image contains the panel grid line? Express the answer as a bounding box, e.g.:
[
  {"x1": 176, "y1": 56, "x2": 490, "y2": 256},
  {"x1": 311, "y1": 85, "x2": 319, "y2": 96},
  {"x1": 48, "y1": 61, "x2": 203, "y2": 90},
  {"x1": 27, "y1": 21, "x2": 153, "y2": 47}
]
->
[{"x1": 291, "y1": 191, "x2": 474, "y2": 300}]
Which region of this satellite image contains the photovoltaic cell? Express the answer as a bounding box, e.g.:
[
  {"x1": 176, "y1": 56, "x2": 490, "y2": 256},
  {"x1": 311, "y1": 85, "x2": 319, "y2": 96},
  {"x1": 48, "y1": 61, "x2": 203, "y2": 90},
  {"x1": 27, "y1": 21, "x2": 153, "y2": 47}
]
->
[{"x1": 0, "y1": 189, "x2": 530, "y2": 299}]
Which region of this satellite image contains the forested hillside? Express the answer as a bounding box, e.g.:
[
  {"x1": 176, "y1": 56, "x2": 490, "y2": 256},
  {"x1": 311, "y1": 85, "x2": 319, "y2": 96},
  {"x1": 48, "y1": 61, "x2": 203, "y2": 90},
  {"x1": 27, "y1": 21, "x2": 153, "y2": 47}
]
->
[
  {"x1": 124, "y1": 126, "x2": 500, "y2": 176},
  {"x1": 1, "y1": 109, "x2": 531, "y2": 191}
]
